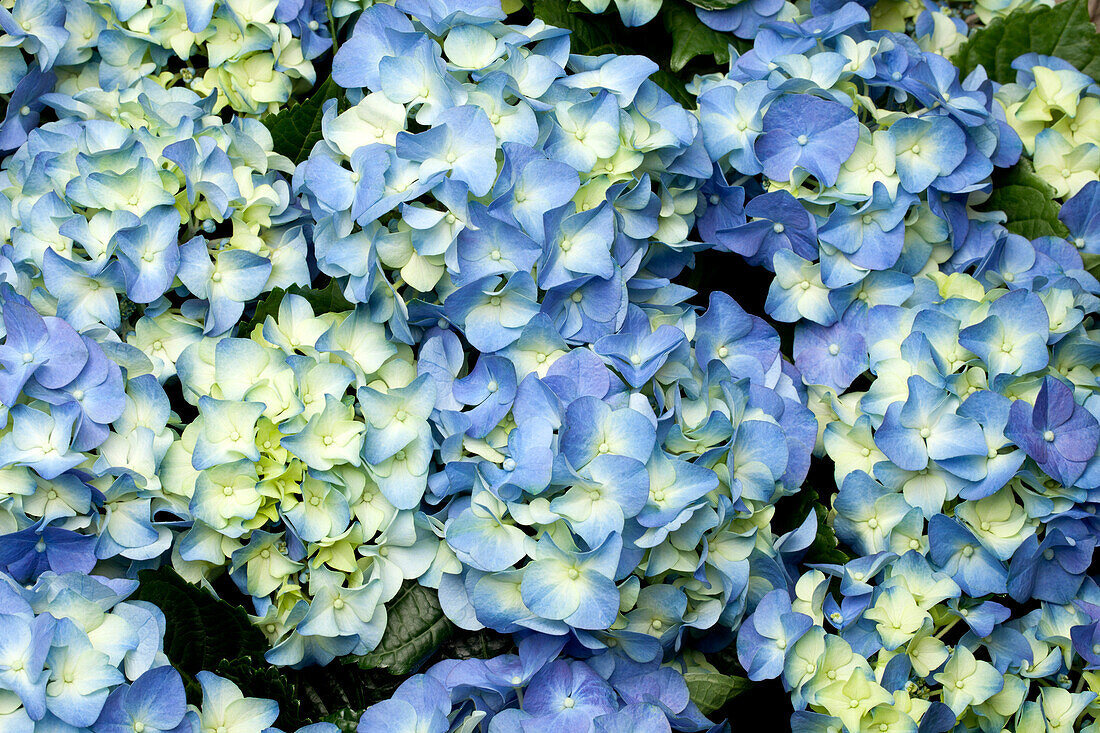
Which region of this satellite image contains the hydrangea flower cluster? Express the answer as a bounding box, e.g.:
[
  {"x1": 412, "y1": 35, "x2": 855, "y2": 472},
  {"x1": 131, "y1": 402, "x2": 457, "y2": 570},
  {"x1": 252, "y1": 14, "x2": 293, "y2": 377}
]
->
[
  {"x1": 0, "y1": 568, "x2": 337, "y2": 733},
  {"x1": 1, "y1": 0, "x2": 1099, "y2": 728},
  {"x1": 426, "y1": 289, "x2": 816, "y2": 656},
  {"x1": 0, "y1": 571, "x2": 170, "y2": 731},
  {"x1": 0, "y1": 0, "x2": 343, "y2": 153},
  {"x1": 697, "y1": 1, "x2": 1022, "y2": 359},
  {"x1": 301, "y1": 0, "x2": 715, "y2": 344},
  {"x1": 545, "y1": 0, "x2": 1049, "y2": 40},
  {"x1": 289, "y1": 0, "x2": 822, "y2": 662},
  {"x1": 575, "y1": 0, "x2": 796, "y2": 34},
  {"x1": 355, "y1": 637, "x2": 722, "y2": 733},
  {"x1": 0, "y1": 0, "x2": 819, "y2": 674},
  {"x1": 739, "y1": 264, "x2": 1100, "y2": 730},
  {"x1": 0, "y1": 70, "x2": 313, "y2": 634},
  {"x1": 0, "y1": 84, "x2": 306, "y2": 334},
  {"x1": 687, "y1": 3, "x2": 1100, "y2": 730},
  {"x1": 166, "y1": 295, "x2": 440, "y2": 667}
]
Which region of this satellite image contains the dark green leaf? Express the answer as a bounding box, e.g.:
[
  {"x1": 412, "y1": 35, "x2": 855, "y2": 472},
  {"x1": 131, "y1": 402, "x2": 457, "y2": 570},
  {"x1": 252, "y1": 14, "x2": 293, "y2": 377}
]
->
[
  {"x1": 264, "y1": 76, "x2": 343, "y2": 164},
  {"x1": 530, "y1": 0, "x2": 615, "y2": 52},
  {"x1": 664, "y1": 2, "x2": 733, "y2": 71},
  {"x1": 131, "y1": 569, "x2": 434, "y2": 728},
  {"x1": 683, "y1": 671, "x2": 751, "y2": 715},
  {"x1": 240, "y1": 278, "x2": 353, "y2": 336},
  {"x1": 804, "y1": 501, "x2": 851, "y2": 566},
  {"x1": 953, "y1": 0, "x2": 1100, "y2": 83},
  {"x1": 357, "y1": 582, "x2": 454, "y2": 675},
  {"x1": 132, "y1": 567, "x2": 268, "y2": 678},
  {"x1": 214, "y1": 656, "x2": 304, "y2": 726},
  {"x1": 771, "y1": 460, "x2": 852, "y2": 566},
  {"x1": 287, "y1": 658, "x2": 405, "y2": 722},
  {"x1": 320, "y1": 708, "x2": 362, "y2": 732},
  {"x1": 976, "y1": 160, "x2": 1070, "y2": 240},
  {"x1": 652, "y1": 70, "x2": 696, "y2": 107},
  {"x1": 438, "y1": 628, "x2": 516, "y2": 661},
  {"x1": 132, "y1": 568, "x2": 272, "y2": 704},
  {"x1": 685, "y1": 0, "x2": 742, "y2": 9},
  {"x1": 1084, "y1": 252, "x2": 1100, "y2": 282}
]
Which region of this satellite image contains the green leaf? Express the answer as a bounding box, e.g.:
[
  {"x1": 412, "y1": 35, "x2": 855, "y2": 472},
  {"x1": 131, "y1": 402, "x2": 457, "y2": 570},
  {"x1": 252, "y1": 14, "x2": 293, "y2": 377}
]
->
[
  {"x1": 214, "y1": 656, "x2": 304, "y2": 726},
  {"x1": 438, "y1": 628, "x2": 516, "y2": 661},
  {"x1": 132, "y1": 567, "x2": 409, "y2": 729},
  {"x1": 804, "y1": 501, "x2": 851, "y2": 565},
  {"x1": 771, "y1": 474, "x2": 851, "y2": 565},
  {"x1": 651, "y1": 69, "x2": 696, "y2": 108},
  {"x1": 976, "y1": 160, "x2": 1070, "y2": 240},
  {"x1": 132, "y1": 568, "x2": 274, "y2": 706},
  {"x1": 320, "y1": 708, "x2": 362, "y2": 733},
  {"x1": 240, "y1": 278, "x2": 353, "y2": 336},
  {"x1": 288, "y1": 658, "x2": 405, "y2": 722},
  {"x1": 263, "y1": 76, "x2": 342, "y2": 164},
  {"x1": 133, "y1": 568, "x2": 268, "y2": 678},
  {"x1": 683, "y1": 671, "x2": 751, "y2": 715},
  {"x1": 530, "y1": 0, "x2": 615, "y2": 52},
  {"x1": 357, "y1": 582, "x2": 454, "y2": 676},
  {"x1": 953, "y1": 0, "x2": 1100, "y2": 83},
  {"x1": 663, "y1": 3, "x2": 732, "y2": 72},
  {"x1": 1084, "y1": 252, "x2": 1100, "y2": 282},
  {"x1": 685, "y1": 0, "x2": 742, "y2": 9}
]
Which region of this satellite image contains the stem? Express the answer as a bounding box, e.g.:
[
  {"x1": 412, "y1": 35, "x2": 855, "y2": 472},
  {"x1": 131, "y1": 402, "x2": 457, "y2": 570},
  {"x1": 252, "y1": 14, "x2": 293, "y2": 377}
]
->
[
  {"x1": 934, "y1": 618, "x2": 960, "y2": 640},
  {"x1": 324, "y1": 0, "x2": 339, "y2": 52}
]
